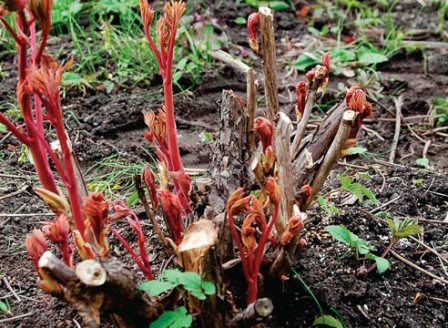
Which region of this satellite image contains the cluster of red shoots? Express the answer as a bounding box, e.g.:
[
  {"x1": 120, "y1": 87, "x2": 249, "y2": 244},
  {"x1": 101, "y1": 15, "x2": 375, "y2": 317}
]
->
[
  {"x1": 1, "y1": 0, "x2": 155, "y2": 290},
  {"x1": 139, "y1": 0, "x2": 191, "y2": 245}
]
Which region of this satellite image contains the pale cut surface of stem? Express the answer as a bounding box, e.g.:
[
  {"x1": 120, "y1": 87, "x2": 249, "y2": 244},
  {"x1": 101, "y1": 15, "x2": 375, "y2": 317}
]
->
[
  {"x1": 389, "y1": 95, "x2": 403, "y2": 163},
  {"x1": 306, "y1": 110, "x2": 357, "y2": 209},
  {"x1": 259, "y1": 6, "x2": 279, "y2": 122}
]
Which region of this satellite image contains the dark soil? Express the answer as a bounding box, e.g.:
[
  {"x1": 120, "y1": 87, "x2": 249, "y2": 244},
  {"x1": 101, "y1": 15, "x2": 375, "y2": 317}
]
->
[{"x1": 1, "y1": 1, "x2": 448, "y2": 327}]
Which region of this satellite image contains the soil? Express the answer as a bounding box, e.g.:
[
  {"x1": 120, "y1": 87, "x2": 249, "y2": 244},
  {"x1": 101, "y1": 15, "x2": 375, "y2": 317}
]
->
[{"x1": 1, "y1": 1, "x2": 447, "y2": 327}]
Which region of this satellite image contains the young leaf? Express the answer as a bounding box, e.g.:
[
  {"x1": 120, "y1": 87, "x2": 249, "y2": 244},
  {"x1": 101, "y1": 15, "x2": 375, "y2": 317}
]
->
[
  {"x1": 367, "y1": 254, "x2": 390, "y2": 274},
  {"x1": 269, "y1": 1, "x2": 290, "y2": 11},
  {"x1": 234, "y1": 17, "x2": 247, "y2": 25},
  {"x1": 324, "y1": 225, "x2": 352, "y2": 245},
  {"x1": 150, "y1": 307, "x2": 192, "y2": 328},
  {"x1": 357, "y1": 46, "x2": 388, "y2": 65},
  {"x1": 347, "y1": 146, "x2": 367, "y2": 156},
  {"x1": 179, "y1": 272, "x2": 207, "y2": 300},
  {"x1": 295, "y1": 53, "x2": 320, "y2": 71},
  {"x1": 312, "y1": 314, "x2": 344, "y2": 328},
  {"x1": 387, "y1": 218, "x2": 421, "y2": 239},
  {"x1": 0, "y1": 299, "x2": 11, "y2": 315},
  {"x1": 138, "y1": 280, "x2": 179, "y2": 297},
  {"x1": 415, "y1": 158, "x2": 429, "y2": 168},
  {"x1": 201, "y1": 280, "x2": 216, "y2": 295},
  {"x1": 0, "y1": 124, "x2": 6, "y2": 134}
]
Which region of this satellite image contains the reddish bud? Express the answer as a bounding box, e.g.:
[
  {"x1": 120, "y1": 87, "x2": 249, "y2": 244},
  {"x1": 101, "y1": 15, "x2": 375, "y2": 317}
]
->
[
  {"x1": 296, "y1": 184, "x2": 312, "y2": 207},
  {"x1": 345, "y1": 86, "x2": 373, "y2": 139},
  {"x1": 26, "y1": 229, "x2": 48, "y2": 270},
  {"x1": 264, "y1": 177, "x2": 280, "y2": 208},
  {"x1": 43, "y1": 215, "x2": 70, "y2": 245},
  {"x1": 159, "y1": 189, "x2": 184, "y2": 245},
  {"x1": 280, "y1": 214, "x2": 304, "y2": 245},
  {"x1": 298, "y1": 238, "x2": 307, "y2": 249},
  {"x1": 227, "y1": 188, "x2": 248, "y2": 217},
  {"x1": 261, "y1": 146, "x2": 276, "y2": 176},
  {"x1": 296, "y1": 81, "x2": 307, "y2": 120},
  {"x1": 247, "y1": 12, "x2": 260, "y2": 53},
  {"x1": 73, "y1": 230, "x2": 96, "y2": 260},
  {"x1": 171, "y1": 169, "x2": 191, "y2": 211},
  {"x1": 139, "y1": 0, "x2": 154, "y2": 31},
  {"x1": 142, "y1": 166, "x2": 158, "y2": 208},
  {"x1": 29, "y1": 0, "x2": 53, "y2": 29},
  {"x1": 254, "y1": 117, "x2": 274, "y2": 152},
  {"x1": 241, "y1": 216, "x2": 257, "y2": 252},
  {"x1": 83, "y1": 193, "x2": 109, "y2": 257},
  {"x1": 321, "y1": 52, "x2": 331, "y2": 73}
]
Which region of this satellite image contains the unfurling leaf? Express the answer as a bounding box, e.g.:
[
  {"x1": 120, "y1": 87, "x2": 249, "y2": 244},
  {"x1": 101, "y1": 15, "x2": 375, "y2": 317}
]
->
[
  {"x1": 150, "y1": 306, "x2": 192, "y2": 328},
  {"x1": 312, "y1": 314, "x2": 344, "y2": 328},
  {"x1": 387, "y1": 218, "x2": 421, "y2": 239}
]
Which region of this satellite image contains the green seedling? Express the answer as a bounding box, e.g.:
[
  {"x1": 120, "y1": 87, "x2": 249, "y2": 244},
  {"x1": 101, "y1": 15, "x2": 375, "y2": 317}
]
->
[
  {"x1": 150, "y1": 306, "x2": 192, "y2": 328},
  {"x1": 338, "y1": 175, "x2": 377, "y2": 204}
]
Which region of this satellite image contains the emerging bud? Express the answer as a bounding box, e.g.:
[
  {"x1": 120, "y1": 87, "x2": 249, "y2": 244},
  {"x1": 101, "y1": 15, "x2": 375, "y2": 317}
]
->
[
  {"x1": 159, "y1": 189, "x2": 184, "y2": 245},
  {"x1": 296, "y1": 184, "x2": 312, "y2": 207},
  {"x1": 171, "y1": 169, "x2": 191, "y2": 211},
  {"x1": 34, "y1": 187, "x2": 70, "y2": 215},
  {"x1": 345, "y1": 86, "x2": 373, "y2": 139},
  {"x1": 280, "y1": 214, "x2": 304, "y2": 246},
  {"x1": 29, "y1": 0, "x2": 53, "y2": 29},
  {"x1": 26, "y1": 229, "x2": 48, "y2": 270},
  {"x1": 264, "y1": 177, "x2": 280, "y2": 209},
  {"x1": 295, "y1": 81, "x2": 307, "y2": 120},
  {"x1": 261, "y1": 146, "x2": 276, "y2": 176},
  {"x1": 321, "y1": 52, "x2": 331, "y2": 73},
  {"x1": 142, "y1": 166, "x2": 158, "y2": 208},
  {"x1": 139, "y1": 0, "x2": 154, "y2": 32},
  {"x1": 43, "y1": 215, "x2": 70, "y2": 245},
  {"x1": 254, "y1": 117, "x2": 274, "y2": 153},
  {"x1": 247, "y1": 12, "x2": 260, "y2": 54},
  {"x1": 73, "y1": 230, "x2": 96, "y2": 260},
  {"x1": 241, "y1": 216, "x2": 257, "y2": 252},
  {"x1": 227, "y1": 188, "x2": 247, "y2": 217},
  {"x1": 83, "y1": 193, "x2": 109, "y2": 257}
]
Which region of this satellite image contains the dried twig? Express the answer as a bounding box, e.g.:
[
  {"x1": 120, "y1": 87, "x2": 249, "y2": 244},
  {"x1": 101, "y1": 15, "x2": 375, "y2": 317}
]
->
[
  {"x1": 2, "y1": 277, "x2": 21, "y2": 302},
  {"x1": 0, "y1": 312, "x2": 34, "y2": 324},
  {"x1": 0, "y1": 185, "x2": 29, "y2": 202},
  {"x1": 369, "y1": 195, "x2": 402, "y2": 214},
  {"x1": 391, "y1": 250, "x2": 448, "y2": 285},
  {"x1": 389, "y1": 96, "x2": 403, "y2": 163}
]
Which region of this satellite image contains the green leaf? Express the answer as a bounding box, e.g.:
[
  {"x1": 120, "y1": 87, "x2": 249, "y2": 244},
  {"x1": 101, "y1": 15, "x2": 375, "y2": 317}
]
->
[
  {"x1": 324, "y1": 225, "x2": 352, "y2": 245},
  {"x1": 295, "y1": 53, "x2": 320, "y2": 71},
  {"x1": 348, "y1": 146, "x2": 367, "y2": 155},
  {"x1": 138, "y1": 280, "x2": 178, "y2": 297},
  {"x1": 126, "y1": 190, "x2": 139, "y2": 207},
  {"x1": 103, "y1": 80, "x2": 114, "y2": 94},
  {"x1": 415, "y1": 158, "x2": 429, "y2": 167},
  {"x1": 199, "y1": 131, "x2": 214, "y2": 143},
  {"x1": 330, "y1": 48, "x2": 356, "y2": 64},
  {"x1": 357, "y1": 46, "x2": 388, "y2": 65},
  {"x1": 0, "y1": 124, "x2": 7, "y2": 133},
  {"x1": 387, "y1": 218, "x2": 421, "y2": 239},
  {"x1": 150, "y1": 307, "x2": 192, "y2": 328},
  {"x1": 162, "y1": 269, "x2": 185, "y2": 283},
  {"x1": 201, "y1": 280, "x2": 216, "y2": 295},
  {"x1": 179, "y1": 272, "x2": 206, "y2": 300},
  {"x1": 234, "y1": 17, "x2": 247, "y2": 25},
  {"x1": 62, "y1": 72, "x2": 84, "y2": 86},
  {"x1": 0, "y1": 299, "x2": 11, "y2": 315},
  {"x1": 269, "y1": 1, "x2": 290, "y2": 11},
  {"x1": 312, "y1": 314, "x2": 344, "y2": 328},
  {"x1": 366, "y1": 254, "x2": 390, "y2": 274},
  {"x1": 338, "y1": 175, "x2": 353, "y2": 189}
]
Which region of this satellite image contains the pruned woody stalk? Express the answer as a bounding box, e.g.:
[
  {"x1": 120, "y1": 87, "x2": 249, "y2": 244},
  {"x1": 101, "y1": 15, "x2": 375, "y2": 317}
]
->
[{"x1": 0, "y1": 1, "x2": 373, "y2": 327}]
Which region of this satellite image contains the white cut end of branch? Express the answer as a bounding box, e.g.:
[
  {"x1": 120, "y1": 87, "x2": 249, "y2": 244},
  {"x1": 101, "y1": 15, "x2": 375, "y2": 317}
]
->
[
  {"x1": 75, "y1": 260, "x2": 107, "y2": 286},
  {"x1": 254, "y1": 298, "x2": 274, "y2": 317},
  {"x1": 259, "y1": 6, "x2": 273, "y2": 17},
  {"x1": 178, "y1": 219, "x2": 218, "y2": 252},
  {"x1": 38, "y1": 251, "x2": 56, "y2": 269}
]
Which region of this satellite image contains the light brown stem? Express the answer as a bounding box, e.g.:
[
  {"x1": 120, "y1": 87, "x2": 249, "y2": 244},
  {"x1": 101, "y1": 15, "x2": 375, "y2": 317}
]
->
[
  {"x1": 305, "y1": 110, "x2": 357, "y2": 209},
  {"x1": 290, "y1": 90, "x2": 316, "y2": 159},
  {"x1": 246, "y1": 68, "x2": 256, "y2": 157},
  {"x1": 389, "y1": 96, "x2": 403, "y2": 163},
  {"x1": 259, "y1": 7, "x2": 279, "y2": 122},
  {"x1": 273, "y1": 112, "x2": 294, "y2": 235}
]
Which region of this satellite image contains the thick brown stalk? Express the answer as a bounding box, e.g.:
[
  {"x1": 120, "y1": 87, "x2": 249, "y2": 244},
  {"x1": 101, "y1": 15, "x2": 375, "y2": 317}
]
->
[
  {"x1": 305, "y1": 110, "x2": 357, "y2": 209},
  {"x1": 259, "y1": 6, "x2": 279, "y2": 122},
  {"x1": 292, "y1": 101, "x2": 347, "y2": 189},
  {"x1": 273, "y1": 112, "x2": 294, "y2": 235}
]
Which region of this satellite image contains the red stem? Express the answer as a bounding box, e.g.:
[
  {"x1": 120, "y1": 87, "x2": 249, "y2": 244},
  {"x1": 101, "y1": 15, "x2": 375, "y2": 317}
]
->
[
  {"x1": 366, "y1": 238, "x2": 396, "y2": 274},
  {"x1": 129, "y1": 212, "x2": 154, "y2": 280},
  {"x1": 0, "y1": 113, "x2": 30, "y2": 144},
  {"x1": 110, "y1": 227, "x2": 154, "y2": 280},
  {"x1": 226, "y1": 210, "x2": 251, "y2": 283}
]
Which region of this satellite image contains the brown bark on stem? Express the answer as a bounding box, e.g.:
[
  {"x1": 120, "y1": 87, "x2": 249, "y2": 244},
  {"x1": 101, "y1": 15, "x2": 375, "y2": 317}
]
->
[
  {"x1": 259, "y1": 7, "x2": 279, "y2": 122},
  {"x1": 305, "y1": 110, "x2": 357, "y2": 209}
]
